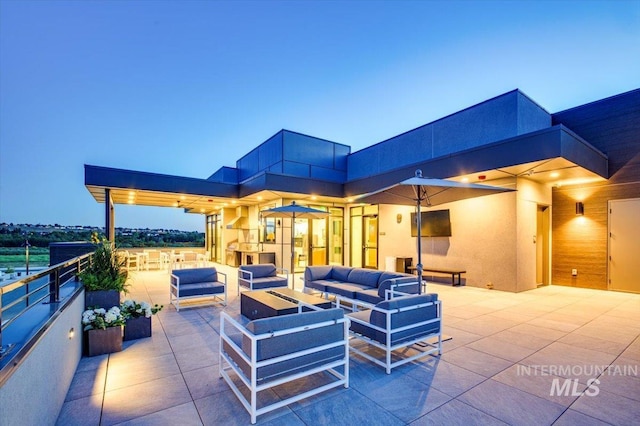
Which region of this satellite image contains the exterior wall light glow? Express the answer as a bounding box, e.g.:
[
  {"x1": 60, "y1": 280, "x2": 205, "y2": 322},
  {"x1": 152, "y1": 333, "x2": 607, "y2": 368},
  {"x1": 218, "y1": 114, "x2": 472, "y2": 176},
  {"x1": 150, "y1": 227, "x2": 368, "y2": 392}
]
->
[
  {"x1": 68, "y1": 328, "x2": 75, "y2": 339},
  {"x1": 576, "y1": 202, "x2": 584, "y2": 215}
]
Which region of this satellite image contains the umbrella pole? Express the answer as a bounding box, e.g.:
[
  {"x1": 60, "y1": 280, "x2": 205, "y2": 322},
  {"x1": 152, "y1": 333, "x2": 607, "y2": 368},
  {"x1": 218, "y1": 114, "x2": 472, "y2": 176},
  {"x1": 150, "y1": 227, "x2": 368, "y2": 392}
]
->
[
  {"x1": 290, "y1": 213, "x2": 295, "y2": 289},
  {"x1": 416, "y1": 187, "x2": 424, "y2": 294}
]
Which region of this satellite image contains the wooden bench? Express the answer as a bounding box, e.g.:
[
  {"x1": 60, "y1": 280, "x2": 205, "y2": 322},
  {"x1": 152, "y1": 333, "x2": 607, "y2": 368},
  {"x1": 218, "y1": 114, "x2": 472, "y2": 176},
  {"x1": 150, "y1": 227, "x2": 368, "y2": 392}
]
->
[{"x1": 408, "y1": 266, "x2": 466, "y2": 287}]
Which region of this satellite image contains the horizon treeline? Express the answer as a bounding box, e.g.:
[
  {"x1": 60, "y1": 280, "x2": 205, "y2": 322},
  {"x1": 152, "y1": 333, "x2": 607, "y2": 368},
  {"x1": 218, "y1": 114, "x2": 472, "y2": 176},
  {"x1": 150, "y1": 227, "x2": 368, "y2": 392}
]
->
[{"x1": 0, "y1": 227, "x2": 205, "y2": 248}]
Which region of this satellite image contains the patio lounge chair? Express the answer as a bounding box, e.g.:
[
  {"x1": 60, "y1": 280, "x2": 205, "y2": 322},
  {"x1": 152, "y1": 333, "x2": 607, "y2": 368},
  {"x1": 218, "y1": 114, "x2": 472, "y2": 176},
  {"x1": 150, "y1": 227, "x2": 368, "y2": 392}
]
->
[
  {"x1": 237, "y1": 263, "x2": 289, "y2": 295},
  {"x1": 219, "y1": 305, "x2": 349, "y2": 424},
  {"x1": 170, "y1": 267, "x2": 227, "y2": 311},
  {"x1": 347, "y1": 293, "x2": 441, "y2": 374}
]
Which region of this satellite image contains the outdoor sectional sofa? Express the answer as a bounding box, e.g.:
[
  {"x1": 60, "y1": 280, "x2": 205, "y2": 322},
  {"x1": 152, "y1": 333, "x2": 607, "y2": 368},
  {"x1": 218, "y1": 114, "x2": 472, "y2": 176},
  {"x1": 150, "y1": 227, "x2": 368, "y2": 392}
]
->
[{"x1": 304, "y1": 265, "x2": 420, "y2": 305}]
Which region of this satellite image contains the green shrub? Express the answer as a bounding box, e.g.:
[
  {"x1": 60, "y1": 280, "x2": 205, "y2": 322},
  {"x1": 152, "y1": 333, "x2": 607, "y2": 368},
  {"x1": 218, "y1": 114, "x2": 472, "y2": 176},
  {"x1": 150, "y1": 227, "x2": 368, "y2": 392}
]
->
[{"x1": 79, "y1": 235, "x2": 128, "y2": 293}]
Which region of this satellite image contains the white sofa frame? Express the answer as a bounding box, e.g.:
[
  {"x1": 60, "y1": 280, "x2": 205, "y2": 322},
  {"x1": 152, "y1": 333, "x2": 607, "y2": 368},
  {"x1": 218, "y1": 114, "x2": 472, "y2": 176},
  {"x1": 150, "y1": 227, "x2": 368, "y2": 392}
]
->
[
  {"x1": 169, "y1": 270, "x2": 227, "y2": 311},
  {"x1": 237, "y1": 266, "x2": 289, "y2": 295},
  {"x1": 348, "y1": 299, "x2": 442, "y2": 374},
  {"x1": 219, "y1": 303, "x2": 350, "y2": 424}
]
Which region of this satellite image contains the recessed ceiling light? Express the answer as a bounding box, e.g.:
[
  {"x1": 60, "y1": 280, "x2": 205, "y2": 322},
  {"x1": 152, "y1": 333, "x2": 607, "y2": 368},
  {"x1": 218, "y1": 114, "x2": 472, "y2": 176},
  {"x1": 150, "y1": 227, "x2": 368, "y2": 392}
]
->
[
  {"x1": 180, "y1": 195, "x2": 186, "y2": 200},
  {"x1": 231, "y1": 200, "x2": 237, "y2": 204},
  {"x1": 257, "y1": 196, "x2": 263, "y2": 201},
  {"x1": 461, "y1": 177, "x2": 469, "y2": 183},
  {"x1": 550, "y1": 172, "x2": 560, "y2": 178},
  {"x1": 311, "y1": 196, "x2": 317, "y2": 200}
]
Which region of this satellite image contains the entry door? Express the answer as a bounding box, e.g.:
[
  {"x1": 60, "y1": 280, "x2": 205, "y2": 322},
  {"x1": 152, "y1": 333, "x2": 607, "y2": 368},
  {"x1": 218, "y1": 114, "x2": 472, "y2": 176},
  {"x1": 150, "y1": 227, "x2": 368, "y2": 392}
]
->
[
  {"x1": 310, "y1": 218, "x2": 327, "y2": 265},
  {"x1": 609, "y1": 198, "x2": 640, "y2": 293},
  {"x1": 363, "y1": 215, "x2": 378, "y2": 269}
]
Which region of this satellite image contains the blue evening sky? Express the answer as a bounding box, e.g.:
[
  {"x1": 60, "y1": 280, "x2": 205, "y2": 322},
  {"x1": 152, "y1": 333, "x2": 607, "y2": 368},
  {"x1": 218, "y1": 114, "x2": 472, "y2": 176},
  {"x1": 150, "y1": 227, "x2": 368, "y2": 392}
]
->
[{"x1": 1, "y1": 0, "x2": 638, "y2": 232}]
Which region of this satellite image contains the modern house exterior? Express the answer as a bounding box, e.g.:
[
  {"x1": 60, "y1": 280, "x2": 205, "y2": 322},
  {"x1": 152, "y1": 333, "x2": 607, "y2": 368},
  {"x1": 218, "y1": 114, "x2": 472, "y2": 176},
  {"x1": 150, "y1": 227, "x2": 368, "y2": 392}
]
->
[{"x1": 85, "y1": 88, "x2": 640, "y2": 293}]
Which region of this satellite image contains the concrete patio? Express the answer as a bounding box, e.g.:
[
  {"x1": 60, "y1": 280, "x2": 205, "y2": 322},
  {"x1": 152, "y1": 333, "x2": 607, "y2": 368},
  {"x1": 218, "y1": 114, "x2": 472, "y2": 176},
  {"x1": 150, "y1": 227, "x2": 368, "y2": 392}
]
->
[{"x1": 56, "y1": 265, "x2": 640, "y2": 425}]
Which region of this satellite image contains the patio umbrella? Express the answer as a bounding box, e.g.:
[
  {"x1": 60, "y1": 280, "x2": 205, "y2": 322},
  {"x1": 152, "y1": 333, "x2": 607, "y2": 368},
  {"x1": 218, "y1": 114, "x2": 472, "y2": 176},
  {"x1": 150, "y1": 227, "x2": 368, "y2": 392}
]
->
[
  {"x1": 356, "y1": 169, "x2": 515, "y2": 291},
  {"x1": 261, "y1": 202, "x2": 329, "y2": 288}
]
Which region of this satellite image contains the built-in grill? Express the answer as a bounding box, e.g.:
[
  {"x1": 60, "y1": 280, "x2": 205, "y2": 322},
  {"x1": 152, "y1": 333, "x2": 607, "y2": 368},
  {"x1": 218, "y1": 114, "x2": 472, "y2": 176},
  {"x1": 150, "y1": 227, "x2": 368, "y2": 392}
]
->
[{"x1": 226, "y1": 243, "x2": 239, "y2": 266}]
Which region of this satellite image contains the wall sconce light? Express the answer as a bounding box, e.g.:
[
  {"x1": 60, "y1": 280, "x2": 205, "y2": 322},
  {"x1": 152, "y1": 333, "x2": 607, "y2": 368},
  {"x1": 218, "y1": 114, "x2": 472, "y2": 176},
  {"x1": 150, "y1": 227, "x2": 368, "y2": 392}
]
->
[
  {"x1": 575, "y1": 202, "x2": 584, "y2": 216},
  {"x1": 396, "y1": 214, "x2": 402, "y2": 224},
  {"x1": 68, "y1": 328, "x2": 75, "y2": 340}
]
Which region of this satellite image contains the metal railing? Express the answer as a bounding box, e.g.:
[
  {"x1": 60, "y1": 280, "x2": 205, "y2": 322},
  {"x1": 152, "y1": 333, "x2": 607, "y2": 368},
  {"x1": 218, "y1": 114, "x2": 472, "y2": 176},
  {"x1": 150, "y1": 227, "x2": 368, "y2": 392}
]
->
[{"x1": 0, "y1": 253, "x2": 92, "y2": 368}]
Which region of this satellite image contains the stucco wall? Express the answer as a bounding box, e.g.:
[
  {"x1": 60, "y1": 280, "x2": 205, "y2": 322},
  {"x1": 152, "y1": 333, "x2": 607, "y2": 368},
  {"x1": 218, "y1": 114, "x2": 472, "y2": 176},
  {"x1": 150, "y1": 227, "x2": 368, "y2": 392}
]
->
[
  {"x1": 0, "y1": 291, "x2": 83, "y2": 425},
  {"x1": 378, "y1": 189, "x2": 521, "y2": 291},
  {"x1": 515, "y1": 178, "x2": 552, "y2": 292}
]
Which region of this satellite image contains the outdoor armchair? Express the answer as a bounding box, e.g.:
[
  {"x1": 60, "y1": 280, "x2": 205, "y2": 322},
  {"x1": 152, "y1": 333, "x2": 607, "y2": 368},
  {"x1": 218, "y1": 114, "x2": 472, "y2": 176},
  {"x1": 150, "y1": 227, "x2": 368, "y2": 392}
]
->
[
  {"x1": 219, "y1": 304, "x2": 349, "y2": 424},
  {"x1": 347, "y1": 293, "x2": 441, "y2": 374}
]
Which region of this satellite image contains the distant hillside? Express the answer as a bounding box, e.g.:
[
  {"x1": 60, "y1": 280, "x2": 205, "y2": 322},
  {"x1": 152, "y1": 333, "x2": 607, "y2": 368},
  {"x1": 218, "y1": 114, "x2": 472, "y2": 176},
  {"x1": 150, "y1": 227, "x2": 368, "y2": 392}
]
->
[{"x1": 0, "y1": 223, "x2": 204, "y2": 248}]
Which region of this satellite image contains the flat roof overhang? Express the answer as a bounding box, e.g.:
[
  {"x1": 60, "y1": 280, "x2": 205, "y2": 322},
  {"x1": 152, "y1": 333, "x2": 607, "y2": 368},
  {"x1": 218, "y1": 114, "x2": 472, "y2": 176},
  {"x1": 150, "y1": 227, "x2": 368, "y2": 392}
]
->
[
  {"x1": 238, "y1": 172, "x2": 345, "y2": 201},
  {"x1": 345, "y1": 124, "x2": 609, "y2": 196},
  {"x1": 85, "y1": 165, "x2": 239, "y2": 213}
]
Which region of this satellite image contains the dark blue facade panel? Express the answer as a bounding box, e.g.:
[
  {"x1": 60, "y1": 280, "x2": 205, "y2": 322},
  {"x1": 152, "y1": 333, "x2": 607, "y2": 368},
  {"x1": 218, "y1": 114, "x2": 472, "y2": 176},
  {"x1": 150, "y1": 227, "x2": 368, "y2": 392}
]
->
[
  {"x1": 283, "y1": 132, "x2": 340, "y2": 170},
  {"x1": 334, "y1": 144, "x2": 350, "y2": 171},
  {"x1": 207, "y1": 166, "x2": 238, "y2": 184},
  {"x1": 237, "y1": 149, "x2": 261, "y2": 181},
  {"x1": 268, "y1": 161, "x2": 283, "y2": 174},
  {"x1": 432, "y1": 91, "x2": 518, "y2": 158},
  {"x1": 258, "y1": 132, "x2": 284, "y2": 171},
  {"x1": 347, "y1": 125, "x2": 433, "y2": 180},
  {"x1": 311, "y1": 166, "x2": 347, "y2": 183},
  {"x1": 348, "y1": 148, "x2": 380, "y2": 181},
  {"x1": 517, "y1": 92, "x2": 551, "y2": 135},
  {"x1": 283, "y1": 161, "x2": 311, "y2": 177}
]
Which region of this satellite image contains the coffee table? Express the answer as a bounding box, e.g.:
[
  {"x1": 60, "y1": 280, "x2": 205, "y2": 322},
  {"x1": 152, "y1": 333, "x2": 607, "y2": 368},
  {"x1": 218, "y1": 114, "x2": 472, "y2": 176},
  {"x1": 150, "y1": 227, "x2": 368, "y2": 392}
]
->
[{"x1": 240, "y1": 288, "x2": 333, "y2": 320}]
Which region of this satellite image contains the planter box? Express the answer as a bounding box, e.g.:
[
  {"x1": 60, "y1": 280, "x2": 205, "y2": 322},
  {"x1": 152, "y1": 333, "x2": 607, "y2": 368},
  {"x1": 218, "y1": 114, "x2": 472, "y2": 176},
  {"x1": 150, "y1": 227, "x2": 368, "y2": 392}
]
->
[
  {"x1": 85, "y1": 326, "x2": 123, "y2": 356},
  {"x1": 124, "y1": 316, "x2": 152, "y2": 341},
  {"x1": 85, "y1": 290, "x2": 120, "y2": 310}
]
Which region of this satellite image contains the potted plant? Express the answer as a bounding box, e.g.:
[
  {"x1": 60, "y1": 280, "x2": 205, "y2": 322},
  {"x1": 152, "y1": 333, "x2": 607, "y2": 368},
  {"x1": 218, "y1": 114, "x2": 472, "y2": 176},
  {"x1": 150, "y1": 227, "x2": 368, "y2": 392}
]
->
[
  {"x1": 5, "y1": 266, "x2": 16, "y2": 279},
  {"x1": 82, "y1": 306, "x2": 125, "y2": 356},
  {"x1": 79, "y1": 234, "x2": 128, "y2": 309},
  {"x1": 121, "y1": 299, "x2": 163, "y2": 341}
]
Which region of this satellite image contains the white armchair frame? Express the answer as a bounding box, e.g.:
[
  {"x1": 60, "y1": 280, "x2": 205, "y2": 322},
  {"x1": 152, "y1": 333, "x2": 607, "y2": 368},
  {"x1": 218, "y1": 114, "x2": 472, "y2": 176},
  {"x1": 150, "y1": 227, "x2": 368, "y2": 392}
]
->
[
  {"x1": 237, "y1": 267, "x2": 289, "y2": 295},
  {"x1": 169, "y1": 270, "x2": 227, "y2": 311},
  {"x1": 219, "y1": 303, "x2": 349, "y2": 424},
  {"x1": 348, "y1": 299, "x2": 441, "y2": 374}
]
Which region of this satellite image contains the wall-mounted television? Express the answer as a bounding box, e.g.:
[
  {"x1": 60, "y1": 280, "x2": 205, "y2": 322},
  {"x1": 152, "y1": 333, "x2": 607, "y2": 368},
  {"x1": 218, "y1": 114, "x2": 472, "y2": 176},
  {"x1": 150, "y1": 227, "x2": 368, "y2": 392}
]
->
[{"x1": 410, "y1": 209, "x2": 452, "y2": 237}]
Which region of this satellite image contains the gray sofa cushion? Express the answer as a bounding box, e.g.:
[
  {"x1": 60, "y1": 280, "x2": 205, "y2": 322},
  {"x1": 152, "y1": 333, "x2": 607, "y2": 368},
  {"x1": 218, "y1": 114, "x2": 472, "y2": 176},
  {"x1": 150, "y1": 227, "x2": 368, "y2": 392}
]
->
[
  {"x1": 354, "y1": 288, "x2": 382, "y2": 305},
  {"x1": 241, "y1": 263, "x2": 277, "y2": 278},
  {"x1": 237, "y1": 308, "x2": 346, "y2": 382},
  {"x1": 306, "y1": 279, "x2": 336, "y2": 293},
  {"x1": 173, "y1": 267, "x2": 218, "y2": 284},
  {"x1": 174, "y1": 282, "x2": 225, "y2": 297},
  {"x1": 305, "y1": 265, "x2": 334, "y2": 281},
  {"x1": 250, "y1": 276, "x2": 288, "y2": 290},
  {"x1": 325, "y1": 282, "x2": 371, "y2": 299},
  {"x1": 331, "y1": 266, "x2": 353, "y2": 282},
  {"x1": 347, "y1": 269, "x2": 381, "y2": 287}
]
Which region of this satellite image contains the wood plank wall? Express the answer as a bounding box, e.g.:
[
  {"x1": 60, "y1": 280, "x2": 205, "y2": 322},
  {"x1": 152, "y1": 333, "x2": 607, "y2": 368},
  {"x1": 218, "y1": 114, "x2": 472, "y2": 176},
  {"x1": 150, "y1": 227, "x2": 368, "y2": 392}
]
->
[
  {"x1": 552, "y1": 182, "x2": 640, "y2": 289},
  {"x1": 551, "y1": 89, "x2": 640, "y2": 290}
]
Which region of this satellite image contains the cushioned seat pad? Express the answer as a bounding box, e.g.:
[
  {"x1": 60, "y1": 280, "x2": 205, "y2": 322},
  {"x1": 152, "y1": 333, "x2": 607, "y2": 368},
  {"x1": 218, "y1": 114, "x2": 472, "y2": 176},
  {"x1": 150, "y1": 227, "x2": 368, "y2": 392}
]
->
[{"x1": 175, "y1": 282, "x2": 225, "y2": 297}]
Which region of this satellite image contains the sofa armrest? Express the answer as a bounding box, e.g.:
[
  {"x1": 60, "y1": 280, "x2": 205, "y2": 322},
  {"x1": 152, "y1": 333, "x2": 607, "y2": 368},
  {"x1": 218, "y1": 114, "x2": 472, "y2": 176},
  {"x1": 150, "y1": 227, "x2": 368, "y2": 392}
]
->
[
  {"x1": 276, "y1": 268, "x2": 289, "y2": 279},
  {"x1": 170, "y1": 273, "x2": 180, "y2": 291}
]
